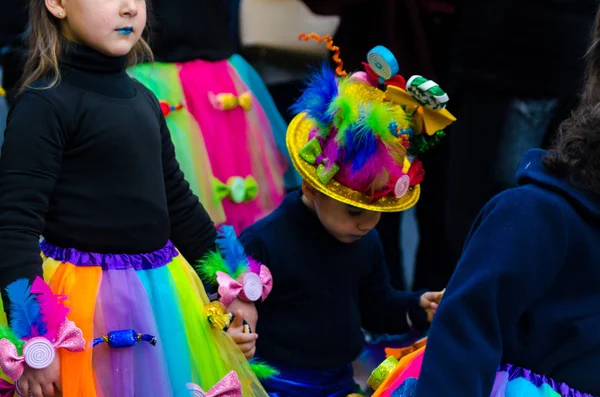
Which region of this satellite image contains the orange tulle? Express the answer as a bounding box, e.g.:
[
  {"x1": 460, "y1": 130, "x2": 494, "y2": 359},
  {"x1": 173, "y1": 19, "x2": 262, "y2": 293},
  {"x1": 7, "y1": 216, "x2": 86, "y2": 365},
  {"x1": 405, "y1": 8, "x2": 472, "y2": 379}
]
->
[{"x1": 46, "y1": 262, "x2": 102, "y2": 397}]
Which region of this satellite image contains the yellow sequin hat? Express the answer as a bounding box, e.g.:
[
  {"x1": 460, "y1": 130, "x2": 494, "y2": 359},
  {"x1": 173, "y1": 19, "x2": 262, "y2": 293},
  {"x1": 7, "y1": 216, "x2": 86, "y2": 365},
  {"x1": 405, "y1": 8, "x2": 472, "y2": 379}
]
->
[{"x1": 286, "y1": 42, "x2": 456, "y2": 212}]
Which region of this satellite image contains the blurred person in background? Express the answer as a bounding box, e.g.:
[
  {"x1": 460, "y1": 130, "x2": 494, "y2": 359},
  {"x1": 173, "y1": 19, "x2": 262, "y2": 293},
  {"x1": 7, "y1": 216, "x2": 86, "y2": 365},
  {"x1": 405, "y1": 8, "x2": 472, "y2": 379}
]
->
[{"x1": 442, "y1": 0, "x2": 597, "y2": 287}]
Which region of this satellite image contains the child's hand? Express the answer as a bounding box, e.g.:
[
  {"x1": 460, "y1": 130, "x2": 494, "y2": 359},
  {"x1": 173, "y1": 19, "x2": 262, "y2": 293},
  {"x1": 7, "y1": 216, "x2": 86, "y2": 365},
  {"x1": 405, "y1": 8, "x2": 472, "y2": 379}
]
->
[
  {"x1": 227, "y1": 310, "x2": 259, "y2": 359},
  {"x1": 17, "y1": 354, "x2": 61, "y2": 397},
  {"x1": 420, "y1": 291, "x2": 444, "y2": 322},
  {"x1": 227, "y1": 298, "x2": 258, "y2": 332}
]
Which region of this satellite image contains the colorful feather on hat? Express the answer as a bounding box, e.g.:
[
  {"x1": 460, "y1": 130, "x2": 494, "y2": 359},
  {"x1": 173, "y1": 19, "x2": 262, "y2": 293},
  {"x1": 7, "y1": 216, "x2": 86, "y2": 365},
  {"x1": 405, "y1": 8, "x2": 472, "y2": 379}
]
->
[
  {"x1": 290, "y1": 63, "x2": 339, "y2": 133},
  {"x1": 30, "y1": 277, "x2": 69, "y2": 341},
  {"x1": 249, "y1": 358, "x2": 280, "y2": 380},
  {"x1": 5, "y1": 279, "x2": 45, "y2": 339}
]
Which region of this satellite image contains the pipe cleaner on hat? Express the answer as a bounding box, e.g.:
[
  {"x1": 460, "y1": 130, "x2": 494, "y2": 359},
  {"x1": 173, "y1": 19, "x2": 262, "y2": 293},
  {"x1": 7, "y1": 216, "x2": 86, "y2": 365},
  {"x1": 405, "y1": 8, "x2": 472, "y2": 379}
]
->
[
  {"x1": 287, "y1": 35, "x2": 457, "y2": 212},
  {"x1": 196, "y1": 225, "x2": 273, "y2": 307}
]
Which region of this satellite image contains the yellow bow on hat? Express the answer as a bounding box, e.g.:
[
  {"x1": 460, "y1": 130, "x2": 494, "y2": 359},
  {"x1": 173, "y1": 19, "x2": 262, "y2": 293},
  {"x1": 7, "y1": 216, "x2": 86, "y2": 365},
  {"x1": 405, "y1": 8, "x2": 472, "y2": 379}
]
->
[
  {"x1": 386, "y1": 85, "x2": 456, "y2": 136},
  {"x1": 209, "y1": 91, "x2": 252, "y2": 111}
]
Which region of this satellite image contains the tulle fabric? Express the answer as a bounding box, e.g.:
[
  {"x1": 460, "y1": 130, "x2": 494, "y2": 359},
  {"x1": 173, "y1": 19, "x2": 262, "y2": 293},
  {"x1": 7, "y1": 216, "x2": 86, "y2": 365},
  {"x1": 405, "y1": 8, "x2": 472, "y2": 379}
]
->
[
  {"x1": 27, "y1": 242, "x2": 269, "y2": 397},
  {"x1": 129, "y1": 55, "x2": 288, "y2": 233},
  {"x1": 377, "y1": 346, "x2": 595, "y2": 397}
]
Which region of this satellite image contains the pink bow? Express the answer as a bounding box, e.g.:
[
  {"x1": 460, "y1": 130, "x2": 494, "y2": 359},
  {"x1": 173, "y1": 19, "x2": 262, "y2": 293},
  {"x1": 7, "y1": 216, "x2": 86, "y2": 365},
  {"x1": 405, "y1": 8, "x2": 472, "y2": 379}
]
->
[
  {"x1": 0, "y1": 378, "x2": 15, "y2": 397},
  {"x1": 187, "y1": 371, "x2": 242, "y2": 397},
  {"x1": 216, "y1": 265, "x2": 273, "y2": 306},
  {"x1": 0, "y1": 320, "x2": 85, "y2": 381}
]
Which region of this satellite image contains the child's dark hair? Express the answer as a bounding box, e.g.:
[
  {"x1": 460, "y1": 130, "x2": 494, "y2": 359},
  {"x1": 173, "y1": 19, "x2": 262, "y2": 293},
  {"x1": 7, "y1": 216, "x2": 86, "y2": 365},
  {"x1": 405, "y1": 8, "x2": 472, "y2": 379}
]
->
[
  {"x1": 21, "y1": 0, "x2": 154, "y2": 91},
  {"x1": 544, "y1": 8, "x2": 600, "y2": 195}
]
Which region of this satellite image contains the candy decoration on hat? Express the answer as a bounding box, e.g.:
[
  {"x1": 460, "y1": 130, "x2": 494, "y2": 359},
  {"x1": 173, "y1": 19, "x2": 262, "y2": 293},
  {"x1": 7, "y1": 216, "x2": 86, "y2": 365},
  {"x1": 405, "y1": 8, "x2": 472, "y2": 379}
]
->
[
  {"x1": 0, "y1": 278, "x2": 85, "y2": 382},
  {"x1": 367, "y1": 46, "x2": 400, "y2": 83},
  {"x1": 196, "y1": 226, "x2": 273, "y2": 307},
  {"x1": 286, "y1": 42, "x2": 456, "y2": 212},
  {"x1": 406, "y1": 75, "x2": 449, "y2": 111}
]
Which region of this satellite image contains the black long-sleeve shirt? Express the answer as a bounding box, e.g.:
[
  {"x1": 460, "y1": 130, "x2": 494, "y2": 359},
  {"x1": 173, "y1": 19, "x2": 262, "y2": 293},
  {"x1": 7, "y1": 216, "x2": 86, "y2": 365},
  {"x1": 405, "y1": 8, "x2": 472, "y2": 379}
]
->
[
  {"x1": 240, "y1": 191, "x2": 428, "y2": 369},
  {"x1": 0, "y1": 44, "x2": 217, "y2": 306}
]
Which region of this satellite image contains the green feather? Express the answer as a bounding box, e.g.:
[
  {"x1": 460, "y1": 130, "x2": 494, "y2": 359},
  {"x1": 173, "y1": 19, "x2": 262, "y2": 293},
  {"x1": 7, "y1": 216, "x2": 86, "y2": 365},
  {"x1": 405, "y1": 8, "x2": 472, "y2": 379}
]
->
[
  {"x1": 365, "y1": 102, "x2": 395, "y2": 140},
  {"x1": 249, "y1": 359, "x2": 280, "y2": 379},
  {"x1": 194, "y1": 250, "x2": 229, "y2": 286},
  {"x1": 330, "y1": 95, "x2": 358, "y2": 144},
  {"x1": 0, "y1": 326, "x2": 24, "y2": 354}
]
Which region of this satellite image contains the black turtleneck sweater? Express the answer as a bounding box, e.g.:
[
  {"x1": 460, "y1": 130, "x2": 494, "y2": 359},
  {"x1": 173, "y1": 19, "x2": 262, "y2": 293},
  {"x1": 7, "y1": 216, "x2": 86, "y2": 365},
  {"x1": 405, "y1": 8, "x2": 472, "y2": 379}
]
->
[
  {"x1": 240, "y1": 191, "x2": 428, "y2": 369},
  {"x1": 0, "y1": 45, "x2": 217, "y2": 303}
]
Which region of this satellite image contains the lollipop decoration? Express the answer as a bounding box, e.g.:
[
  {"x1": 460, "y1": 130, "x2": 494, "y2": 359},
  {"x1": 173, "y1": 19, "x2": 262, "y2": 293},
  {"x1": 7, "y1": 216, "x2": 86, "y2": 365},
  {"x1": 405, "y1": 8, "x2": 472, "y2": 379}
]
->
[
  {"x1": 367, "y1": 46, "x2": 400, "y2": 83},
  {"x1": 196, "y1": 225, "x2": 273, "y2": 307},
  {"x1": 0, "y1": 277, "x2": 85, "y2": 382}
]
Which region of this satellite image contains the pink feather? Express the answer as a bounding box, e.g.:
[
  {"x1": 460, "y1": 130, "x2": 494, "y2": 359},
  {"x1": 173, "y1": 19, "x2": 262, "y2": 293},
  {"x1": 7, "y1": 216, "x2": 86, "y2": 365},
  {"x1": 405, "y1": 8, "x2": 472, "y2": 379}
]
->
[
  {"x1": 248, "y1": 257, "x2": 262, "y2": 275},
  {"x1": 30, "y1": 277, "x2": 70, "y2": 341}
]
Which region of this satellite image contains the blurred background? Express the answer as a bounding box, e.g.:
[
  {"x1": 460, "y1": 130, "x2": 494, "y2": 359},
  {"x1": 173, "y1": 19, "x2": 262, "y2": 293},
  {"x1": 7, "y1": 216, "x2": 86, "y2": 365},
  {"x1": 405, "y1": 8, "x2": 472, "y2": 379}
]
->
[{"x1": 1, "y1": 0, "x2": 598, "y2": 390}]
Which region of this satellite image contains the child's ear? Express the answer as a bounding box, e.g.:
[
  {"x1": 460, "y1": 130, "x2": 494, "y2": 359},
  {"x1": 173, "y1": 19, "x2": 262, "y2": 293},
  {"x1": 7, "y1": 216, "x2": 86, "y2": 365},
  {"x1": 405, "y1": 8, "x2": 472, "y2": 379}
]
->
[
  {"x1": 301, "y1": 180, "x2": 318, "y2": 201},
  {"x1": 45, "y1": 0, "x2": 67, "y2": 19}
]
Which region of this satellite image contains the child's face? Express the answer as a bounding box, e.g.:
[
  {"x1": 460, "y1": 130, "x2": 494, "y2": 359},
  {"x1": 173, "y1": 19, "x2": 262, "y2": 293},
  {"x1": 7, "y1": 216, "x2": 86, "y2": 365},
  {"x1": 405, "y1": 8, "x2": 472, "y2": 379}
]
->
[
  {"x1": 47, "y1": 0, "x2": 146, "y2": 57},
  {"x1": 302, "y1": 182, "x2": 382, "y2": 244}
]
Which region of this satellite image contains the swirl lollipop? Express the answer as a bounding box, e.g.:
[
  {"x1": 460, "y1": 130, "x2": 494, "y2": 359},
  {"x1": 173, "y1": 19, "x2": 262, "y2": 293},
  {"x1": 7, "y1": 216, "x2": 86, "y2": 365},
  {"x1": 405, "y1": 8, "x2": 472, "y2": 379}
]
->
[
  {"x1": 240, "y1": 272, "x2": 263, "y2": 302},
  {"x1": 367, "y1": 46, "x2": 400, "y2": 82},
  {"x1": 23, "y1": 338, "x2": 55, "y2": 369},
  {"x1": 394, "y1": 175, "x2": 411, "y2": 199},
  {"x1": 406, "y1": 75, "x2": 449, "y2": 111}
]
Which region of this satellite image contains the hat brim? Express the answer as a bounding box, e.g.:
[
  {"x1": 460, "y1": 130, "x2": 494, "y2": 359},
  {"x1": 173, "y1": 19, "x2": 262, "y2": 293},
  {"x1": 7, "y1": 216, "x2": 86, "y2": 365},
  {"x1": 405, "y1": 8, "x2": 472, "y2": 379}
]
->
[{"x1": 286, "y1": 113, "x2": 420, "y2": 212}]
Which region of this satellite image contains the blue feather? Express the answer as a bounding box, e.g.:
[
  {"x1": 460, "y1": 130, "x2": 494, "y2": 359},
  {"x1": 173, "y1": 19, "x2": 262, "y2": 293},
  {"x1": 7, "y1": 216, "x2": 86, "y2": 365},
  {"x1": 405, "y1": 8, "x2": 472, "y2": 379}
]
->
[
  {"x1": 343, "y1": 123, "x2": 378, "y2": 171},
  {"x1": 216, "y1": 225, "x2": 249, "y2": 274},
  {"x1": 290, "y1": 62, "x2": 338, "y2": 128},
  {"x1": 6, "y1": 279, "x2": 45, "y2": 339}
]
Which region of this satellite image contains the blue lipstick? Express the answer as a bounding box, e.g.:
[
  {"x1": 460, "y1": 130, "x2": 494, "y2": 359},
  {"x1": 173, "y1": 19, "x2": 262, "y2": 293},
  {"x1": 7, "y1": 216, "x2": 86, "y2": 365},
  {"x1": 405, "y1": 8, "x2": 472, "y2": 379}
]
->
[{"x1": 118, "y1": 27, "x2": 134, "y2": 35}]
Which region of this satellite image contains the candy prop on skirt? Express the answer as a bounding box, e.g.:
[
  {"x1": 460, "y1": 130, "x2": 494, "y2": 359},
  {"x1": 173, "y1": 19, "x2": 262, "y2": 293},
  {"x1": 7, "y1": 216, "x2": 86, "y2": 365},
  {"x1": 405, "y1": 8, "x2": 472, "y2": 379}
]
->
[
  {"x1": 187, "y1": 370, "x2": 242, "y2": 397},
  {"x1": 0, "y1": 277, "x2": 85, "y2": 382},
  {"x1": 92, "y1": 329, "x2": 157, "y2": 348},
  {"x1": 196, "y1": 225, "x2": 273, "y2": 307}
]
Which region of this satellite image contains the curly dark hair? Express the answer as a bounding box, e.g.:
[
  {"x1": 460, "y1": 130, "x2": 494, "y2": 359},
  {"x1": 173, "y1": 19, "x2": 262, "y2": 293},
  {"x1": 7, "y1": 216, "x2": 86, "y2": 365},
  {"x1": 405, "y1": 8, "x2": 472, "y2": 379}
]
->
[{"x1": 544, "y1": 10, "x2": 600, "y2": 195}]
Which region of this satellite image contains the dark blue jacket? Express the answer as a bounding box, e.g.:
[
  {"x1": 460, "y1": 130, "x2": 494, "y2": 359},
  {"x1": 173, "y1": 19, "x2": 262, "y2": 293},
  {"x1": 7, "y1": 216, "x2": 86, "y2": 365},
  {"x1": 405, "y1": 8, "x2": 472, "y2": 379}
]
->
[{"x1": 415, "y1": 149, "x2": 600, "y2": 396}]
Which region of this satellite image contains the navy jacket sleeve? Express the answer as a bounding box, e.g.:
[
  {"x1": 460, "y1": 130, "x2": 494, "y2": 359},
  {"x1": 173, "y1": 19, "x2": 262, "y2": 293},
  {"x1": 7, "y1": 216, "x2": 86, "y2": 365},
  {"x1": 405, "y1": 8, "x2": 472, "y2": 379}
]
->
[
  {"x1": 0, "y1": 92, "x2": 65, "y2": 313},
  {"x1": 157, "y1": 105, "x2": 217, "y2": 293},
  {"x1": 414, "y1": 189, "x2": 569, "y2": 397},
  {"x1": 359, "y1": 232, "x2": 427, "y2": 334}
]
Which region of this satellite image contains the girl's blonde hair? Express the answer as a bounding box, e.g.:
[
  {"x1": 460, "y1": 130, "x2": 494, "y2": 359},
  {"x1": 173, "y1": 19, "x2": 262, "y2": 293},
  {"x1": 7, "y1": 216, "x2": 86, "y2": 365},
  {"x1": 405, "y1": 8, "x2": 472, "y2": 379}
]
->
[{"x1": 21, "y1": 0, "x2": 154, "y2": 91}]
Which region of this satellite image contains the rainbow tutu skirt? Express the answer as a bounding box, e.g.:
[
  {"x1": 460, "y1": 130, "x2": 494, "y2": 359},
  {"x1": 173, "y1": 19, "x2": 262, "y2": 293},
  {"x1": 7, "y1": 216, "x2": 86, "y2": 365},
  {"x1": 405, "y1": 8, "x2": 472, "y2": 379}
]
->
[
  {"x1": 0, "y1": 240, "x2": 268, "y2": 397},
  {"x1": 372, "y1": 345, "x2": 595, "y2": 397}
]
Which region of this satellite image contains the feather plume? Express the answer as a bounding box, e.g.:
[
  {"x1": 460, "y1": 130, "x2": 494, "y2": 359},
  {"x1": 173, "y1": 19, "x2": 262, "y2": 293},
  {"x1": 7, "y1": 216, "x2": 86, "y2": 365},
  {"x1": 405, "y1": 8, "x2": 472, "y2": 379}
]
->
[
  {"x1": 30, "y1": 277, "x2": 68, "y2": 341},
  {"x1": 249, "y1": 359, "x2": 280, "y2": 380},
  {"x1": 6, "y1": 279, "x2": 44, "y2": 339},
  {"x1": 195, "y1": 251, "x2": 229, "y2": 285},
  {"x1": 246, "y1": 257, "x2": 262, "y2": 277},
  {"x1": 0, "y1": 326, "x2": 25, "y2": 354},
  {"x1": 216, "y1": 225, "x2": 249, "y2": 274},
  {"x1": 366, "y1": 102, "x2": 396, "y2": 140},
  {"x1": 290, "y1": 63, "x2": 338, "y2": 131},
  {"x1": 329, "y1": 95, "x2": 358, "y2": 144}
]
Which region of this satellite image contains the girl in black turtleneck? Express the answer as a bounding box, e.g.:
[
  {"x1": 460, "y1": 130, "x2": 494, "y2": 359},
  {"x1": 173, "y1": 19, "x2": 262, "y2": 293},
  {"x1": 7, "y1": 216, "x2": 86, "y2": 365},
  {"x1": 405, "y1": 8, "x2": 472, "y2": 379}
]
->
[
  {"x1": 0, "y1": 1, "x2": 269, "y2": 396},
  {"x1": 128, "y1": 0, "x2": 299, "y2": 235}
]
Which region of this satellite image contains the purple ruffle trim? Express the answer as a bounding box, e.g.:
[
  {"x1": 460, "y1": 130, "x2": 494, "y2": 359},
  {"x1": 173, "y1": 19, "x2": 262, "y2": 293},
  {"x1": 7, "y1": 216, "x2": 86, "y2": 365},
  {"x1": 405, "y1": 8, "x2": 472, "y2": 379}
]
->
[
  {"x1": 499, "y1": 363, "x2": 596, "y2": 397},
  {"x1": 40, "y1": 240, "x2": 178, "y2": 270}
]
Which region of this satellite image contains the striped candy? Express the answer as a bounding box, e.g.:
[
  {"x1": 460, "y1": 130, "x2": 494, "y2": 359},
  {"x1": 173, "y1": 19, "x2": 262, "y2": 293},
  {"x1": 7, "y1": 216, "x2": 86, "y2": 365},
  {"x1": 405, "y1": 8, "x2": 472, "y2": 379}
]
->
[{"x1": 406, "y1": 75, "x2": 449, "y2": 110}]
